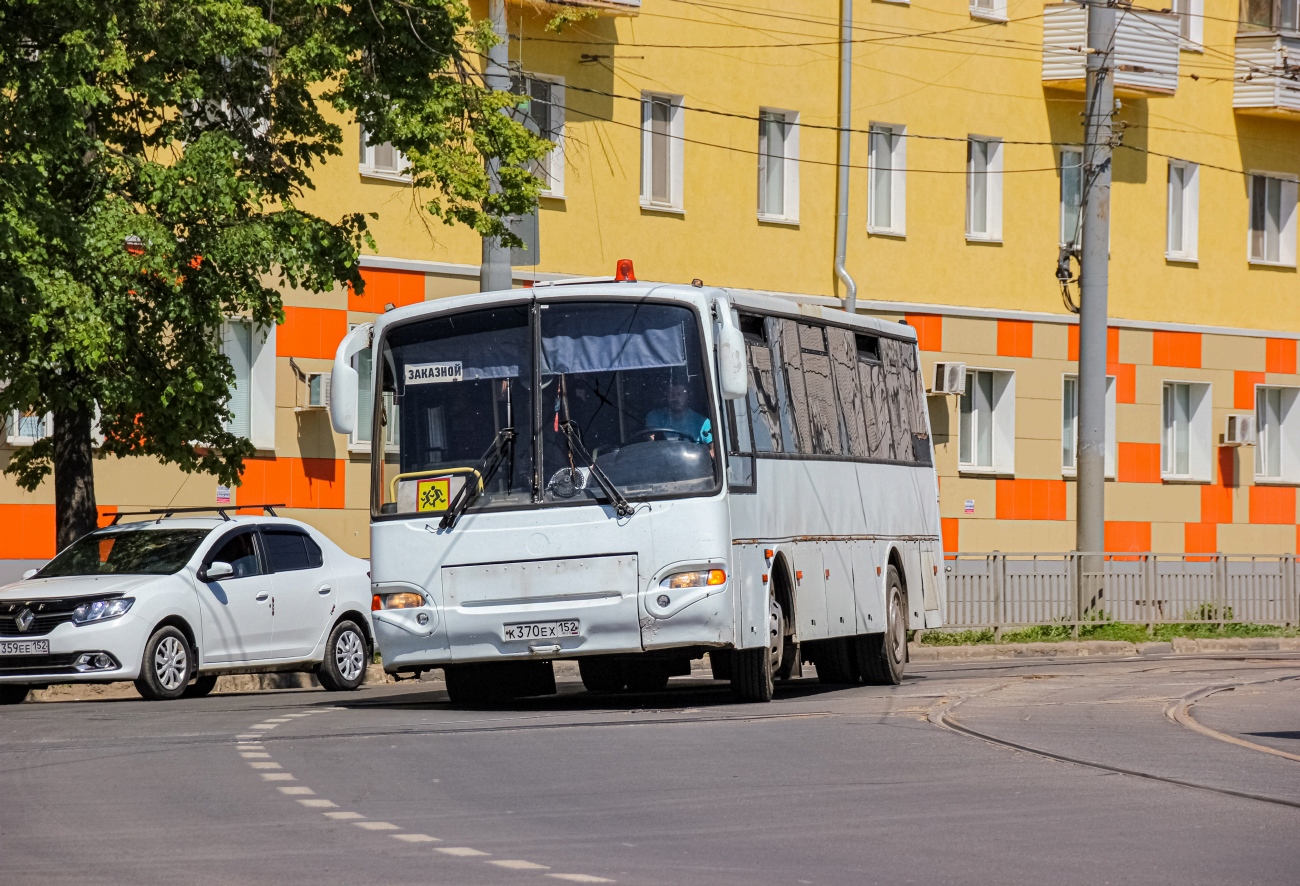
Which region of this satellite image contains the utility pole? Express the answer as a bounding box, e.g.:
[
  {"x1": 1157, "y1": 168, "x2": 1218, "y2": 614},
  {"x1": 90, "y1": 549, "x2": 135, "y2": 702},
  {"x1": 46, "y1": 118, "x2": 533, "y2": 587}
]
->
[
  {"x1": 1076, "y1": 0, "x2": 1115, "y2": 614},
  {"x1": 480, "y1": 0, "x2": 512, "y2": 293}
]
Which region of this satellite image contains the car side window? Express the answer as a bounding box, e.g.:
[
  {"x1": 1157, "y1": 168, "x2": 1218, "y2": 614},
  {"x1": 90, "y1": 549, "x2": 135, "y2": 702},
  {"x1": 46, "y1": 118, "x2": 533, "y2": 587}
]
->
[
  {"x1": 262, "y1": 530, "x2": 323, "y2": 572},
  {"x1": 209, "y1": 532, "x2": 261, "y2": 579}
]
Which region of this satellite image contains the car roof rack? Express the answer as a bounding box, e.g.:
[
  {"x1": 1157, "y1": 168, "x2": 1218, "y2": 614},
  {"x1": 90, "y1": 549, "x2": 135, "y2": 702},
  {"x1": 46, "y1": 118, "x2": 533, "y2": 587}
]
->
[{"x1": 107, "y1": 504, "x2": 284, "y2": 526}]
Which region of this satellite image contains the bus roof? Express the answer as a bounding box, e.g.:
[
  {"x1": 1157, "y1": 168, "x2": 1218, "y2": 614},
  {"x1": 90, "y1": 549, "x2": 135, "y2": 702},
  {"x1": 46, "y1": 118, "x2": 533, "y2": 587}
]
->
[{"x1": 370, "y1": 281, "x2": 917, "y2": 344}]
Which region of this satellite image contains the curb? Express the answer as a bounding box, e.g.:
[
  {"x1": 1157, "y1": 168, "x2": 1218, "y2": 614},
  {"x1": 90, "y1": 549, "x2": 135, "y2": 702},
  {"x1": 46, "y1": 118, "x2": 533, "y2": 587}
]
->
[
  {"x1": 908, "y1": 636, "x2": 1300, "y2": 662},
  {"x1": 27, "y1": 663, "x2": 395, "y2": 703}
]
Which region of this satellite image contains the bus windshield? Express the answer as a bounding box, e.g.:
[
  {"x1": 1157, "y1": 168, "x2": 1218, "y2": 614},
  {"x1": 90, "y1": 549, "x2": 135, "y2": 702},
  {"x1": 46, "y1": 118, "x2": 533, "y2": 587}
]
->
[{"x1": 374, "y1": 299, "x2": 718, "y2": 517}]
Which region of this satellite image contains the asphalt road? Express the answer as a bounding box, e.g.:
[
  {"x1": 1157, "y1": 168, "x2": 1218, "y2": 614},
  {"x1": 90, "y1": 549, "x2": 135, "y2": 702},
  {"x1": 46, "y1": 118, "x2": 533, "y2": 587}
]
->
[{"x1": 2, "y1": 654, "x2": 1298, "y2": 886}]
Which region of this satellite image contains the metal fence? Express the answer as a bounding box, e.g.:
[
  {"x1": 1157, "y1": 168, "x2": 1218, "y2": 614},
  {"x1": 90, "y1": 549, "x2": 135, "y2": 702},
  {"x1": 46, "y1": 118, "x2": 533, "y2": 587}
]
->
[{"x1": 943, "y1": 552, "x2": 1299, "y2": 631}]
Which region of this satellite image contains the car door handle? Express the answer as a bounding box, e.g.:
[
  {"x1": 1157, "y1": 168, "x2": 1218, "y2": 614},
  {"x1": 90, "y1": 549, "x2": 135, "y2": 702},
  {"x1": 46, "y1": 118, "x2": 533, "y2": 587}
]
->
[
  {"x1": 256, "y1": 592, "x2": 270, "y2": 602},
  {"x1": 317, "y1": 585, "x2": 332, "y2": 595}
]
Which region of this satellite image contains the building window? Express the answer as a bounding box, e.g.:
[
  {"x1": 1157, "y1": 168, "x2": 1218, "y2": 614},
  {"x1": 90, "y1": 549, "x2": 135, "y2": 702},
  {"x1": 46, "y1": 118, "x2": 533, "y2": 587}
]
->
[
  {"x1": 1248, "y1": 173, "x2": 1298, "y2": 266},
  {"x1": 221, "y1": 320, "x2": 276, "y2": 450},
  {"x1": 511, "y1": 74, "x2": 565, "y2": 197},
  {"x1": 966, "y1": 137, "x2": 1003, "y2": 241},
  {"x1": 1062, "y1": 375, "x2": 1117, "y2": 477},
  {"x1": 970, "y1": 0, "x2": 1007, "y2": 21},
  {"x1": 5, "y1": 410, "x2": 52, "y2": 446},
  {"x1": 1255, "y1": 386, "x2": 1299, "y2": 482},
  {"x1": 1161, "y1": 381, "x2": 1212, "y2": 481},
  {"x1": 641, "y1": 93, "x2": 684, "y2": 210},
  {"x1": 1060, "y1": 148, "x2": 1083, "y2": 247},
  {"x1": 351, "y1": 326, "x2": 399, "y2": 452},
  {"x1": 358, "y1": 127, "x2": 410, "y2": 181},
  {"x1": 1166, "y1": 160, "x2": 1199, "y2": 261},
  {"x1": 757, "y1": 109, "x2": 799, "y2": 222},
  {"x1": 1240, "y1": 0, "x2": 1298, "y2": 31},
  {"x1": 1173, "y1": 0, "x2": 1204, "y2": 47},
  {"x1": 868, "y1": 123, "x2": 906, "y2": 236},
  {"x1": 959, "y1": 368, "x2": 1015, "y2": 473}
]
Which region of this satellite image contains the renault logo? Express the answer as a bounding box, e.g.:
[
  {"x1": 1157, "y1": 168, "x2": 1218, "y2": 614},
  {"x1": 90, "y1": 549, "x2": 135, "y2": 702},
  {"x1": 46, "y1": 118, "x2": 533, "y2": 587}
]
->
[{"x1": 15, "y1": 609, "x2": 34, "y2": 633}]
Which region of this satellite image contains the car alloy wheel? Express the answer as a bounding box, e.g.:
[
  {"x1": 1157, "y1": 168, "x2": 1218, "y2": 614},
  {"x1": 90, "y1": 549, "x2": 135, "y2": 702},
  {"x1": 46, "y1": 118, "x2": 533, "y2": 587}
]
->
[
  {"x1": 335, "y1": 628, "x2": 365, "y2": 683},
  {"x1": 154, "y1": 635, "x2": 189, "y2": 691}
]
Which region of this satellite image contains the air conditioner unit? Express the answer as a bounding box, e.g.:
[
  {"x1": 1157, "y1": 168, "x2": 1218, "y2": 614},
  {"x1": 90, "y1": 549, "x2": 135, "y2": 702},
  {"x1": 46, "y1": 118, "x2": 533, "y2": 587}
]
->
[
  {"x1": 304, "y1": 372, "x2": 331, "y2": 409},
  {"x1": 1224, "y1": 413, "x2": 1256, "y2": 446},
  {"x1": 931, "y1": 362, "x2": 967, "y2": 395}
]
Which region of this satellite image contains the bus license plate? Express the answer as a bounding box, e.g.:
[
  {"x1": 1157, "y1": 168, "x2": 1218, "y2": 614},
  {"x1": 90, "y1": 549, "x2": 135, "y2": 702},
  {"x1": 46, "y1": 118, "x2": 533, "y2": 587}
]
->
[
  {"x1": 0, "y1": 639, "x2": 49, "y2": 656},
  {"x1": 503, "y1": 620, "x2": 580, "y2": 641}
]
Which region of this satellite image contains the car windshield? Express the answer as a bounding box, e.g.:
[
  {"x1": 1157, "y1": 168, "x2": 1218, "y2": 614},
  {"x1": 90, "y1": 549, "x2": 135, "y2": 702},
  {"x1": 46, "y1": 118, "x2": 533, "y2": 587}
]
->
[
  {"x1": 36, "y1": 529, "x2": 210, "y2": 577},
  {"x1": 374, "y1": 299, "x2": 718, "y2": 517}
]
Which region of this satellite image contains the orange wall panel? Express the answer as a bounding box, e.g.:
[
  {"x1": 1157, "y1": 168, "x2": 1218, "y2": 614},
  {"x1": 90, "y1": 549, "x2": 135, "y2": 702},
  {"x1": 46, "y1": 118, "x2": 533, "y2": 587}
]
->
[
  {"x1": 1105, "y1": 521, "x2": 1151, "y2": 553},
  {"x1": 349, "y1": 268, "x2": 424, "y2": 314},
  {"x1": 239, "y1": 457, "x2": 345, "y2": 509},
  {"x1": 1266, "y1": 338, "x2": 1297, "y2": 374},
  {"x1": 1117, "y1": 443, "x2": 1161, "y2": 483},
  {"x1": 995, "y1": 479, "x2": 1067, "y2": 521},
  {"x1": 941, "y1": 517, "x2": 959, "y2": 557},
  {"x1": 1200, "y1": 485, "x2": 1235, "y2": 524},
  {"x1": 0, "y1": 505, "x2": 56, "y2": 559},
  {"x1": 278, "y1": 307, "x2": 347, "y2": 360},
  {"x1": 1110, "y1": 362, "x2": 1136, "y2": 404},
  {"x1": 1152, "y1": 331, "x2": 1201, "y2": 368},
  {"x1": 997, "y1": 320, "x2": 1033, "y2": 358},
  {"x1": 905, "y1": 314, "x2": 942, "y2": 352},
  {"x1": 1249, "y1": 486, "x2": 1295, "y2": 525},
  {"x1": 1067, "y1": 326, "x2": 1119, "y2": 363},
  {"x1": 1234, "y1": 371, "x2": 1265, "y2": 410},
  {"x1": 1184, "y1": 522, "x2": 1217, "y2": 554}
]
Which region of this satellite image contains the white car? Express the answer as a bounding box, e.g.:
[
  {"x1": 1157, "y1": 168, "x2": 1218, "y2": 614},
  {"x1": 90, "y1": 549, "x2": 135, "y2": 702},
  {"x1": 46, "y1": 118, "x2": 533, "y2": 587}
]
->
[{"x1": 0, "y1": 510, "x2": 373, "y2": 704}]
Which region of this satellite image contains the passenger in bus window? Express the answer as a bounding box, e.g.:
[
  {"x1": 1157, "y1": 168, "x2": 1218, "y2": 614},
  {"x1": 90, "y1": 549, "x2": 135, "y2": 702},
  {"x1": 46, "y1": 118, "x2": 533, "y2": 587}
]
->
[{"x1": 645, "y1": 381, "x2": 713, "y2": 444}]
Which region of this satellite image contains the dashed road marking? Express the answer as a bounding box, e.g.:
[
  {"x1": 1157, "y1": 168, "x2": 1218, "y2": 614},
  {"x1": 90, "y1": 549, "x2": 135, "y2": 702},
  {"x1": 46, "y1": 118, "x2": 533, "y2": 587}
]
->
[
  {"x1": 491, "y1": 860, "x2": 550, "y2": 870},
  {"x1": 548, "y1": 875, "x2": 615, "y2": 883},
  {"x1": 236, "y1": 734, "x2": 262, "y2": 739},
  {"x1": 392, "y1": 833, "x2": 439, "y2": 843},
  {"x1": 263, "y1": 718, "x2": 292, "y2": 723},
  {"x1": 298, "y1": 799, "x2": 338, "y2": 809},
  {"x1": 261, "y1": 773, "x2": 295, "y2": 781},
  {"x1": 279, "y1": 787, "x2": 314, "y2": 795},
  {"x1": 324, "y1": 811, "x2": 365, "y2": 821},
  {"x1": 437, "y1": 847, "x2": 489, "y2": 857},
  {"x1": 248, "y1": 761, "x2": 282, "y2": 770},
  {"x1": 240, "y1": 752, "x2": 271, "y2": 759},
  {"x1": 355, "y1": 821, "x2": 401, "y2": 831}
]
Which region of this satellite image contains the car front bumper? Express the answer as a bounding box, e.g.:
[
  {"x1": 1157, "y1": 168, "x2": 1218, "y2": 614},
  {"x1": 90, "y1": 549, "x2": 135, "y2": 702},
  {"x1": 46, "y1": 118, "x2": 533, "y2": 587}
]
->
[{"x1": 0, "y1": 613, "x2": 152, "y2": 684}]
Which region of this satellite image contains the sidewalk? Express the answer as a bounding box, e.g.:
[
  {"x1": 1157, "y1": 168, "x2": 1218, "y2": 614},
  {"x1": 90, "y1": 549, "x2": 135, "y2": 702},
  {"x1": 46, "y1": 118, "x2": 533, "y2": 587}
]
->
[{"x1": 908, "y1": 636, "x2": 1300, "y2": 662}]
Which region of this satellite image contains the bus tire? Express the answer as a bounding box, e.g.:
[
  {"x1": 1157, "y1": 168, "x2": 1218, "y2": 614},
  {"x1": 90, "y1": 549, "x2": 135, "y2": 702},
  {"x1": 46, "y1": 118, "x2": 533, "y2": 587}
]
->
[
  {"x1": 624, "y1": 661, "x2": 671, "y2": 693},
  {"x1": 858, "y1": 567, "x2": 907, "y2": 685},
  {"x1": 731, "y1": 593, "x2": 781, "y2": 702},
  {"x1": 443, "y1": 664, "x2": 491, "y2": 705},
  {"x1": 579, "y1": 658, "x2": 626, "y2": 693},
  {"x1": 814, "y1": 638, "x2": 859, "y2": 685}
]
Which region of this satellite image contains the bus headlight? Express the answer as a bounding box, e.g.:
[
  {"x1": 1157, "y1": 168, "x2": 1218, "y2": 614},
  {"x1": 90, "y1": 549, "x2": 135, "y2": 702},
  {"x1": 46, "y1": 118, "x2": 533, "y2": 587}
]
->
[
  {"x1": 663, "y1": 569, "x2": 726, "y2": 590},
  {"x1": 377, "y1": 592, "x2": 425, "y2": 610}
]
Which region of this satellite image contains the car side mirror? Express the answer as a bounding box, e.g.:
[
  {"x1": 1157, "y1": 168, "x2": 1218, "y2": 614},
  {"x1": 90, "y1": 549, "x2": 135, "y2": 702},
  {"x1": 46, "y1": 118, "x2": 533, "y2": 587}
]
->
[
  {"x1": 21, "y1": 568, "x2": 37, "y2": 580},
  {"x1": 203, "y1": 561, "x2": 234, "y2": 582}
]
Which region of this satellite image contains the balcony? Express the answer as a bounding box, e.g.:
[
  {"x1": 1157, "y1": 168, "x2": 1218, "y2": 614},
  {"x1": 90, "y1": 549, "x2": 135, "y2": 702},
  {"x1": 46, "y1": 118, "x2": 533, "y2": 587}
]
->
[
  {"x1": 1042, "y1": 3, "x2": 1180, "y2": 97},
  {"x1": 522, "y1": 0, "x2": 639, "y2": 13},
  {"x1": 1235, "y1": 33, "x2": 1300, "y2": 116}
]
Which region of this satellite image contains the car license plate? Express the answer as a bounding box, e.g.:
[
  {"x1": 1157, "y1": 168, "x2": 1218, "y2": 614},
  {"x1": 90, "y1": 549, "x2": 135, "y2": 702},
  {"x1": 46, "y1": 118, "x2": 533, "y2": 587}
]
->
[
  {"x1": 0, "y1": 639, "x2": 49, "y2": 656},
  {"x1": 503, "y1": 620, "x2": 580, "y2": 641}
]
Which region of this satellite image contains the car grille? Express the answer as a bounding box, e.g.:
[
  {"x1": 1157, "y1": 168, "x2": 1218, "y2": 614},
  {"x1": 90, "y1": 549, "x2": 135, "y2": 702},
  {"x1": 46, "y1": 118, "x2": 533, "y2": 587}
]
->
[
  {"x1": 0, "y1": 596, "x2": 112, "y2": 637},
  {"x1": 0, "y1": 653, "x2": 83, "y2": 677}
]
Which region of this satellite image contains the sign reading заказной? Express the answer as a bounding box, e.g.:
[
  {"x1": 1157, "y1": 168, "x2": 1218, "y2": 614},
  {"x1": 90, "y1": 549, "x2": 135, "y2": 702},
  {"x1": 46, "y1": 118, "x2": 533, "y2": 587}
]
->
[{"x1": 404, "y1": 361, "x2": 463, "y2": 385}]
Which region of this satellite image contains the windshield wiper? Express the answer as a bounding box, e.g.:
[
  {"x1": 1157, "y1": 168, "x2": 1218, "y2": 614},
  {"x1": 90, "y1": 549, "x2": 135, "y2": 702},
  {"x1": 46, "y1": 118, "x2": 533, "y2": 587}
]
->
[
  {"x1": 439, "y1": 427, "x2": 516, "y2": 530},
  {"x1": 557, "y1": 419, "x2": 634, "y2": 518}
]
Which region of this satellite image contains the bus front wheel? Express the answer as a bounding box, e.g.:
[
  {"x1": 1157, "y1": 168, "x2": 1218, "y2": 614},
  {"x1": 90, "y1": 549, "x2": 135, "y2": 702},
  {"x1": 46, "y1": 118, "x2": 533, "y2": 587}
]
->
[
  {"x1": 857, "y1": 566, "x2": 907, "y2": 686},
  {"x1": 731, "y1": 594, "x2": 782, "y2": 702}
]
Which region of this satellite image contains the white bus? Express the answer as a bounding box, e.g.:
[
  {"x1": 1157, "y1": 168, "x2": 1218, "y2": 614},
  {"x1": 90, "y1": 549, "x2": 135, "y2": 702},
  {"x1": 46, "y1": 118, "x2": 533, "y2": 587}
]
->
[{"x1": 330, "y1": 266, "x2": 945, "y2": 703}]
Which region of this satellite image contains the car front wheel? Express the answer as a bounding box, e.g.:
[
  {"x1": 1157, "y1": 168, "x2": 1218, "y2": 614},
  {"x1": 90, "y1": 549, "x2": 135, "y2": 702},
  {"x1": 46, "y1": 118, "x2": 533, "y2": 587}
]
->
[
  {"x1": 134, "y1": 626, "x2": 195, "y2": 701},
  {"x1": 318, "y1": 621, "x2": 367, "y2": 692},
  {"x1": 0, "y1": 684, "x2": 30, "y2": 705}
]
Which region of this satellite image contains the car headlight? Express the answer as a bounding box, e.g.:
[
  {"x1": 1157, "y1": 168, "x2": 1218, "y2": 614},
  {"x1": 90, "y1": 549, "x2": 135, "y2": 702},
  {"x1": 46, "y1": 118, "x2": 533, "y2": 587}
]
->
[
  {"x1": 663, "y1": 569, "x2": 726, "y2": 590},
  {"x1": 71, "y1": 597, "x2": 134, "y2": 625},
  {"x1": 372, "y1": 592, "x2": 425, "y2": 611}
]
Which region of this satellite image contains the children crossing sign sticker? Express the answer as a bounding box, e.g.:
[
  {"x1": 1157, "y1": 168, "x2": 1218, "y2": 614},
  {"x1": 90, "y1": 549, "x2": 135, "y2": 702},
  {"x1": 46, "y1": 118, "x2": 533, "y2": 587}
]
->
[{"x1": 417, "y1": 477, "x2": 452, "y2": 513}]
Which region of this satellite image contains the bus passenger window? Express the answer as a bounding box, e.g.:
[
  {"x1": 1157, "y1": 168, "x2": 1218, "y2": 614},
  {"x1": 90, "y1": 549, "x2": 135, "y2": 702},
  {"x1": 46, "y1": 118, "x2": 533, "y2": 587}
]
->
[
  {"x1": 859, "y1": 346, "x2": 892, "y2": 460},
  {"x1": 828, "y1": 327, "x2": 869, "y2": 458},
  {"x1": 777, "y1": 319, "x2": 813, "y2": 454},
  {"x1": 743, "y1": 326, "x2": 783, "y2": 453},
  {"x1": 797, "y1": 323, "x2": 844, "y2": 456}
]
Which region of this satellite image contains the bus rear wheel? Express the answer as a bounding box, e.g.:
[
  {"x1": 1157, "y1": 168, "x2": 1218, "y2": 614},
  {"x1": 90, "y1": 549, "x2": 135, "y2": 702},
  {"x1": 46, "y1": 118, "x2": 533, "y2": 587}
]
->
[
  {"x1": 731, "y1": 593, "x2": 782, "y2": 703},
  {"x1": 858, "y1": 566, "x2": 907, "y2": 686},
  {"x1": 579, "y1": 658, "x2": 626, "y2": 693}
]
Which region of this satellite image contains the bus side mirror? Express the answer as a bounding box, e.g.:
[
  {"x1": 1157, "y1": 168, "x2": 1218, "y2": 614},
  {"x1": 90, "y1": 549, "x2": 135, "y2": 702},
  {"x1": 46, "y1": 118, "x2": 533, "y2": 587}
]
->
[
  {"x1": 330, "y1": 322, "x2": 373, "y2": 436},
  {"x1": 714, "y1": 298, "x2": 747, "y2": 401}
]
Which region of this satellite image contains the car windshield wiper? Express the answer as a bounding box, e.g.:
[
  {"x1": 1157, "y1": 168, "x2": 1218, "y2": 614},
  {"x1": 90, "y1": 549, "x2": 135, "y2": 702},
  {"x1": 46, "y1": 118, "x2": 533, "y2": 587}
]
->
[
  {"x1": 557, "y1": 419, "x2": 634, "y2": 518},
  {"x1": 439, "y1": 427, "x2": 516, "y2": 530}
]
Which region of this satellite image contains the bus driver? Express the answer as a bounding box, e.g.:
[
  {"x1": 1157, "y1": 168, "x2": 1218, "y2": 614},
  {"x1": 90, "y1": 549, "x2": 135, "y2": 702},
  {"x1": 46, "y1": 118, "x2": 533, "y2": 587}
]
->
[{"x1": 645, "y1": 381, "x2": 713, "y2": 445}]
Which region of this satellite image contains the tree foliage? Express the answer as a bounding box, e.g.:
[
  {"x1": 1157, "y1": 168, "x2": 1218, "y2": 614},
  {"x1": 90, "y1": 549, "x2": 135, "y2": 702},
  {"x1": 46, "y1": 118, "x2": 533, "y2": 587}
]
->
[{"x1": 0, "y1": 0, "x2": 550, "y2": 538}]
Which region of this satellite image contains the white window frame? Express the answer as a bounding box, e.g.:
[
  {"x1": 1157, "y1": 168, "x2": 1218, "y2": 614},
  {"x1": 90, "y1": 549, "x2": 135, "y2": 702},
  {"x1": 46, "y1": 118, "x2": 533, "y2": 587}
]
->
[
  {"x1": 1255, "y1": 385, "x2": 1300, "y2": 484},
  {"x1": 966, "y1": 136, "x2": 1003, "y2": 242},
  {"x1": 640, "y1": 93, "x2": 685, "y2": 212},
  {"x1": 757, "y1": 108, "x2": 800, "y2": 224},
  {"x1": 358, "y1": 126, "x2": 411, "y2": 183},
  {"x1": 1060, "y1": 148, "x2": 1083, "y2": 248},
  {"x1": 1166, "y1": 160, "x2": 1199, "y2": 262},
  {"x1": 1248, "y1": 172, "x2": 1298, "y2": 268},
  {"x1": 958, "y1": 368, "x2": 1015, "y2": 474},
  {"x1": 1061, "y1": 374, "x2": 1117, "y2": 479},
  {"x1": 867, "y1": 123, "x2": 907, "y2": 237},
  {"x1": 221, "y1": 320, "x2": 276, "y2": 451},
  {"x1": 1172, "y1": 0, "x2": 1204, "y2": 50},
  {"x1": 5, "y1": 410, "x2": 53, "y2": 447},
  {"x1": 1161, "y1": 381, "x2": 1212, "y2": 482},
  {"x1": 970, "y1": 0, "x2": 1008, "y2": 23},
  {"x1": 513, "y1": 73, "x2": 565, "y2": 199}
]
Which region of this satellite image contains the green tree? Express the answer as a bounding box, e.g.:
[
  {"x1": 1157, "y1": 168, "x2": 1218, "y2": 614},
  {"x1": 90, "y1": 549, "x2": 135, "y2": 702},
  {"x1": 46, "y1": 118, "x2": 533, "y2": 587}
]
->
[{"x1": 0, "y1": 0, "x2": 549, "y2": 548}]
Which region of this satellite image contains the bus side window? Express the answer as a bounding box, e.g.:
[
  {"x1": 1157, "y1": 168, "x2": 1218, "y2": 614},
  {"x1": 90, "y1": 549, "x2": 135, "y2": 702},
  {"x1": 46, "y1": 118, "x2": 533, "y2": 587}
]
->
[
  {"x1": 776, "y1": 318, "x2": 814, "y2": 454},
  {"x1": 827, "y1": 327, "x2": 869, "y2": 458},
  {"x1": 858, "y1": 343, "x2": 893, "y2": 460},
  {"x1": 742, "y1": 317, "x2": 783, "y2": 453},
  {"x1": 881, "y1": 338, "x2": 931, "y2": 464},
  {"x1": 797, "y1": 324, "x2": 845, "y2": 456}
]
